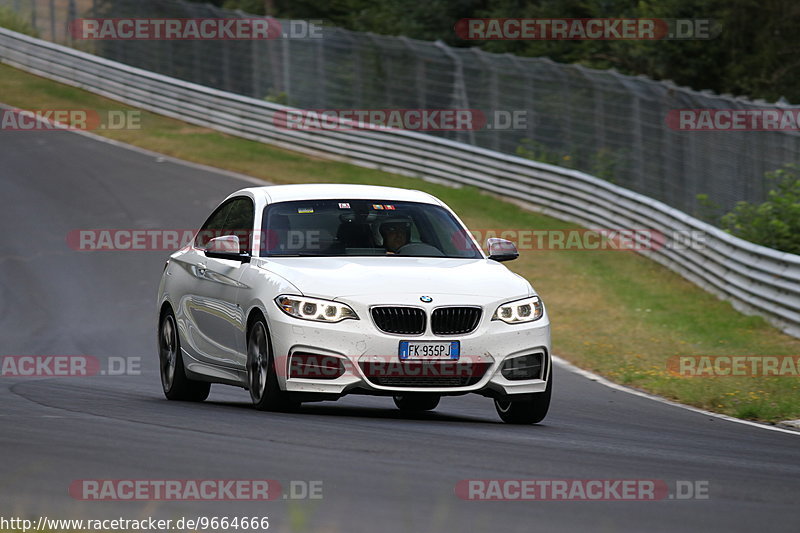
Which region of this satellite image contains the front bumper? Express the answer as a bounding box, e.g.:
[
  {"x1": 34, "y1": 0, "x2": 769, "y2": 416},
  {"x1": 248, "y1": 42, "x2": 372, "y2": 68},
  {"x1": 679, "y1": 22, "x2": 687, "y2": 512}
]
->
[{"x1": 266, "y1": 297, "x2": 551, "y2": 397}]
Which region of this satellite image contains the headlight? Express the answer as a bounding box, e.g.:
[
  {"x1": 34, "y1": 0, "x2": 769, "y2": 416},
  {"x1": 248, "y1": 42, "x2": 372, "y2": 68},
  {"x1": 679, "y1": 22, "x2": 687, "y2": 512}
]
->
[
  {"x1": 275, "y1": 295, "x2": 358, "y2": 323},
  {"x1": 492, "y1": 296, "x2": 544, "y2": 324}
]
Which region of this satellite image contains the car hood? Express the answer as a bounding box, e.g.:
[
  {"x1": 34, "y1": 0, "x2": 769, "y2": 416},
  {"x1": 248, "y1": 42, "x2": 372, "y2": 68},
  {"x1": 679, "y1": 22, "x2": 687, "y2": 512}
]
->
[{"x1": 256, "y1": 256, "x2": 532, "y2": 300}]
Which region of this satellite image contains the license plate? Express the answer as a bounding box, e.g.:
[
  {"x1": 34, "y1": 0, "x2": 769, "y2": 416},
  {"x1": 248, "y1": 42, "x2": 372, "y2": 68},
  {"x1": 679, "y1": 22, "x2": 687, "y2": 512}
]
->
[{"x1": 399, "y1": 341, "x2": 460, "y2": 360}]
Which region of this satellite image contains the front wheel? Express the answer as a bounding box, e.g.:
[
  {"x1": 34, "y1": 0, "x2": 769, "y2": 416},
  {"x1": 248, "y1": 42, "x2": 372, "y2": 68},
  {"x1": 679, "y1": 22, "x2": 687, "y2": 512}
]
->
[
  {"x1": 158, "y1": 309, "x2": 210, "y2": 402},
  {"x1": 494, "y1": 372, "x2": 552, "y2": 424},
  {"x1": 393, "y1": 394, "x2": 441, "y2": 412},
  {"x1": 247, "y1": 317, "x2": 298, "y2": 412}
]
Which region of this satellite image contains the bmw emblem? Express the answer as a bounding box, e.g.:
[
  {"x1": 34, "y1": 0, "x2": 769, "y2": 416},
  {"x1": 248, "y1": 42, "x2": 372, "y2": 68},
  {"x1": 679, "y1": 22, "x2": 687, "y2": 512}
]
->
[{"x1": 420, "y1": 296, "x2": 433, "y2": 303}]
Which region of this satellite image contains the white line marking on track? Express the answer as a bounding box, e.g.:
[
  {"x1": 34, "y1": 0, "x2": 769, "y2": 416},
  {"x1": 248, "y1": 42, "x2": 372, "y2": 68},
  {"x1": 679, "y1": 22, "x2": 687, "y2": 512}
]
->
[{"x1": 554, "y1": 355, "x2": 800, "y2": 436}]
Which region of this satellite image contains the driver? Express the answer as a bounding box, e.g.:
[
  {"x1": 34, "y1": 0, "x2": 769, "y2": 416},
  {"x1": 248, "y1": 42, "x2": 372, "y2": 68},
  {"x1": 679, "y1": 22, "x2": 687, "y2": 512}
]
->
[{"x1": 379, "y1": 219, "x2": 411, "y2": 254}]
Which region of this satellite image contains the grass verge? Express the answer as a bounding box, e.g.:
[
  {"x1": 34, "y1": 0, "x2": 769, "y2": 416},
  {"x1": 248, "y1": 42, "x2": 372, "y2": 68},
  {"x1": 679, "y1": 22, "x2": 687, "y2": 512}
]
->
[{"x1": 2, "y1": 62, "x2": 799, "y2": 423}]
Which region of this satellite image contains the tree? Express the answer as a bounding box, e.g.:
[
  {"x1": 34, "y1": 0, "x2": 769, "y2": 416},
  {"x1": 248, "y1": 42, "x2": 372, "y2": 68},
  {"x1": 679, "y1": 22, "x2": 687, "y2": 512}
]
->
[{"x1": 181, "y1": 0, "x2": 800, "y2": 103}]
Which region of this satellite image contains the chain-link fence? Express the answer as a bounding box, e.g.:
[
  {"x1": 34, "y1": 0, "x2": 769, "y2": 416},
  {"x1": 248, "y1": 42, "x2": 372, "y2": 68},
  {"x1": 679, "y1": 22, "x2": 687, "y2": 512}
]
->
[{"x1": 2, "y1": 0, "x2": 799, "y2": 218}]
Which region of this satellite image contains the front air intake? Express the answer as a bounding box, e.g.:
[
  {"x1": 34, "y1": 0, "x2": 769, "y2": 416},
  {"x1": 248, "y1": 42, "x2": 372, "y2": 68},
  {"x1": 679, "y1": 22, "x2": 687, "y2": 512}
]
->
[{"x1": 500, "y1": 354, "x2": 544, "y2": 381}]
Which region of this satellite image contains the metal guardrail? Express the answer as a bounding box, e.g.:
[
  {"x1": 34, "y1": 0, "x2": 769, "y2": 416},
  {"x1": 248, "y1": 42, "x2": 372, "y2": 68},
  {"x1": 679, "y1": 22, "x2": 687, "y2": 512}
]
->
[
  {"x1": 5, "y1": 0, "x2": 798, "y2": 219},
  {"x1": 2, "y1": 27, "x2": 799, "y2": 338}
]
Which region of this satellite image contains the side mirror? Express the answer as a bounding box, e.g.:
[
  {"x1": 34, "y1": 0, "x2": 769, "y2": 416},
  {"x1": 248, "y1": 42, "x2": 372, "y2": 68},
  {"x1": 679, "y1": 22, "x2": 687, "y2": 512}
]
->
[
  {"x1": 204, "y1": 235, "x2": 250, "y2": 263},
  {"x1": 487, "y1": 237, "x2": 519, "y2": 262}
]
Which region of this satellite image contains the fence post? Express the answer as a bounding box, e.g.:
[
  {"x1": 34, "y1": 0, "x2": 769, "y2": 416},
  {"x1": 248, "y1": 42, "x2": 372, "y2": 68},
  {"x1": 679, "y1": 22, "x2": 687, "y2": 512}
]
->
[
  {"x1": 251, "y1": 37, "x2": 261, "y2": 99},
  {"x1": 364, "y1": 33, "x2": 393, "y2": 107},
  {"x1": 507, "y1": 53, "x2": 535, "y2": 148},
  {"x1": 398, "y1": 37, "x2": 425, "y2": 109},
  {"x1": 281, "y1": 35, "x2": 291, "y2": 103},
  {"x1": 340, "y1": 29, "x2": 363, "y2": 107},
  {"x1": 471, "y1": 47, "x2": 499, "y2": 151},
  {"x1": 48, "y1": 0, "x2": 55, "y2": 41},
  {"x1": 434, "y1": 40, "x2": 474, "y2": 146},
  {"x1": 315, "y1": 30, "x2": 326, "y2": 107},
  {"x1": 607, "y1": 69, "x2": 645, "y2": 191},
  {"x1": 573, "y1": 65, "x2": 605, "y2": 154},
  {"x1": 66, "y1": 0, "x2": 77, "y2": 46}
]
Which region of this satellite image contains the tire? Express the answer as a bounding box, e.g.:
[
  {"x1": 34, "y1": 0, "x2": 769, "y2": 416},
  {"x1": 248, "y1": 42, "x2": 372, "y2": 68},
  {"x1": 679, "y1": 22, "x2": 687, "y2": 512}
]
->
[
  {"x1": 247, "y1": 316, "x2": 298, "y2": 412},
  {"x1": 158, "y1": 308, "x2": 210, "y2": 402},
  {"x1": 494, "y1": 371, "x2": 552, "y2": 424},
  {"x1": 393, "y1": 393, "x2": 441, "y2": 412}
]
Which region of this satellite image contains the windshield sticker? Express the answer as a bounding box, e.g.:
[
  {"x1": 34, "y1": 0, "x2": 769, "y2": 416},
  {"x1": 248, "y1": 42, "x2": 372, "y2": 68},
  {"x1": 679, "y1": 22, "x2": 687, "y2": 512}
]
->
[
  {"x1": 297, "y1": 207, "x2": 314, "y2": 214},
  {"x1": 372, "y1": 204, "x2": 384, "y2": 210},
  {"x1": 338, "y1": 202, "x2": 351, "y2": 209},
  {"x1": 384, "y1": 205, "x2": 396, "y2": 210}
]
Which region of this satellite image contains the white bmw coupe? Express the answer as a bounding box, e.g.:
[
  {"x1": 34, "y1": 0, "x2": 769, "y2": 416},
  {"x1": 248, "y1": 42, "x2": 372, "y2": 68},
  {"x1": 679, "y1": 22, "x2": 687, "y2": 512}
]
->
[{"x1": 157, "y1": 184, "x2": 552, "y2": 423}]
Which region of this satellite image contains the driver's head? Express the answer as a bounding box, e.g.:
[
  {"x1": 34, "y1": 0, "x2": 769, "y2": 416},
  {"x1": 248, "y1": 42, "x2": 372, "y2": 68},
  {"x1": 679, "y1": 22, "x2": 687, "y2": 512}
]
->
[{"x1": 379, "y1": 219, "x2": 411, "y2": 253}]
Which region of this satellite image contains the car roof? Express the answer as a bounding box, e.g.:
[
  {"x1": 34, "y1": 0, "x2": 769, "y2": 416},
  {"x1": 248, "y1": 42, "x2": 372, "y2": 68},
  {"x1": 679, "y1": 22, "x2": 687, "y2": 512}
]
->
[{"x1": 233, "y1": 184, "x2": 442, "y2": 205}]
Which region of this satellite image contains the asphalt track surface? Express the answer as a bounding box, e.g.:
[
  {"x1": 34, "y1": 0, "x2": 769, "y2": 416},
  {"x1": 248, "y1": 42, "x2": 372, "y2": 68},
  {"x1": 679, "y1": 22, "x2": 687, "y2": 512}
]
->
[{"x1": 1, "y1": 128, "x2": 799, "y2": 533}]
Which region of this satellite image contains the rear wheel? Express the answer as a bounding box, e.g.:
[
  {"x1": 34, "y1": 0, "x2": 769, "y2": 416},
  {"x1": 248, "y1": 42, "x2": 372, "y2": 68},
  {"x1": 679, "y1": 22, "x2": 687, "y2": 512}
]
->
[
  {"x1": 494, "y1": 372, "x2": 552, "y2": 424},
  {"x1": 247, "y1": 317, "x2": 298, "y2": 412},
  {"x1": 393, "y1": 393, "x2": 441, "y2": 412},
  {"x1": 158, "y1": 309, "x2": 210, "y2": 402}
]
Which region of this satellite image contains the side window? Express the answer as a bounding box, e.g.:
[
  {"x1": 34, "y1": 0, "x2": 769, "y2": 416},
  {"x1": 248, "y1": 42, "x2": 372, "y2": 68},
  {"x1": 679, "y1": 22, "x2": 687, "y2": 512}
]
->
[
  {"x1": 195, "y1": 201, "x2": 233, "y2": 248},
  {"x1": 222, "y1": 197, "x2": 255, "y2": 253}
]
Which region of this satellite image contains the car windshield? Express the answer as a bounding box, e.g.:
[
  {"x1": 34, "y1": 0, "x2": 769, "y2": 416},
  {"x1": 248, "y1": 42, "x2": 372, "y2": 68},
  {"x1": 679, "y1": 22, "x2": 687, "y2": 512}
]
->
[{"x1": 261, "y1": 199, "x2": 482, "y2": 258}]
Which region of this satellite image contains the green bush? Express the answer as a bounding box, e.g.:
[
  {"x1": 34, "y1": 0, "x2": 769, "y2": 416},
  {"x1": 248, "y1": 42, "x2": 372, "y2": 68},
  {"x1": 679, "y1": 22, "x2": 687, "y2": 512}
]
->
[
  {"x1": 0, "y1": 7, "x2": 39, "y2": 37},
  {"x1": 515, "y1": 139, "x2": 625, "y2": 183},
  {"x1": 720, "y1": 164, "x2": 800, "y2": 254},
  {"x1": 515, "y1": 139, "x2": 571, "y2": 168}
]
